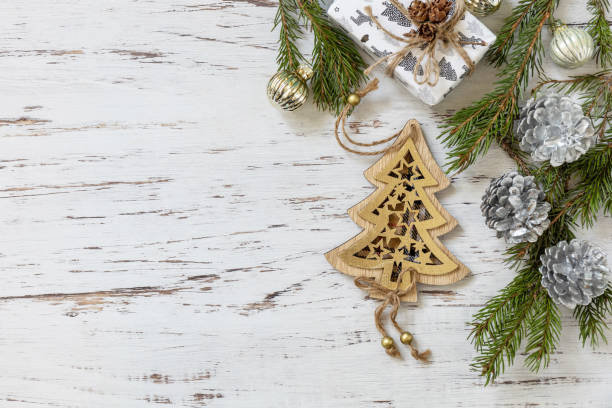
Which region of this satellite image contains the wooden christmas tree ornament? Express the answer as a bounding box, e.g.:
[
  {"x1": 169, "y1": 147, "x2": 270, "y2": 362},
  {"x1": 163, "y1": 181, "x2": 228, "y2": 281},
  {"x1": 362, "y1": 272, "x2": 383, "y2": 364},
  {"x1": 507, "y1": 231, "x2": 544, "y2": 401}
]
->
[{"x1": 326, "y1": 120, "x2": 469, "y2": 359}]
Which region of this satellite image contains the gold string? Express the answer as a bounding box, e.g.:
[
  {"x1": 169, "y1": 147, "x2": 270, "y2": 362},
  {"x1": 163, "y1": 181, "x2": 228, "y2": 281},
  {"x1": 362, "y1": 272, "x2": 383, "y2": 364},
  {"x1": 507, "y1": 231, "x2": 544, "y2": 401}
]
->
[
  {"x1": 333, "y1": 79, "x2": 403, "y2": 156},
  {"x1": 354, "y1": 269, "x2": 431, "y2": 361}
]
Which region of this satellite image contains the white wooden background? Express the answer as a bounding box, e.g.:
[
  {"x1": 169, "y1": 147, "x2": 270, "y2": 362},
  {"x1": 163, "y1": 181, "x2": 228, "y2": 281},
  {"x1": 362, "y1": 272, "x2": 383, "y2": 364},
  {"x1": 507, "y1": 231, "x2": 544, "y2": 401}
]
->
[{"x1": 0, "y1": 1, "x2": 610, "y2": 407}]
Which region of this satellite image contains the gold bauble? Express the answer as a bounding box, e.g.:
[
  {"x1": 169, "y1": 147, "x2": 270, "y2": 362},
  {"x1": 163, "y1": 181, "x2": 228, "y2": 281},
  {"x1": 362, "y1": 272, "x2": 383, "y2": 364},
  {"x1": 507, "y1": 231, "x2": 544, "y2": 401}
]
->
[
  {"x1": 400, "y1": 331, "x2": 413, "y2": 345},
  {"x1": 381, "y1": 336, "x2": 394, "y2": 349},
  {"x1": 347, "y1": 93, "x2": 361, "y2": 106},
  {"x1": 549, "y1": 21, "x2": 594, "y2": 69},
  {"x1": 267, "y1": 65, "x2": 314, "y2": 111},
  {"x1": 465, "y1": 0, "x2": 502, "y2": 16}
]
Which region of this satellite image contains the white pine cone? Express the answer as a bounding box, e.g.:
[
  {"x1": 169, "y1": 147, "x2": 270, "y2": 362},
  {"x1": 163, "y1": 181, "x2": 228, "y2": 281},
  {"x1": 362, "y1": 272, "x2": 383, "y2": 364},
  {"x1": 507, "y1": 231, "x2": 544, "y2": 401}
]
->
[
  {"x1": 516, "y1": 93, "x2": 596, "y2": 167},
  {"x1": 540, "y1": 239, "x2": 610, "y2": 309},
  {"x1": 481, "y1": 171, "x2": 551, "y2": 243}
]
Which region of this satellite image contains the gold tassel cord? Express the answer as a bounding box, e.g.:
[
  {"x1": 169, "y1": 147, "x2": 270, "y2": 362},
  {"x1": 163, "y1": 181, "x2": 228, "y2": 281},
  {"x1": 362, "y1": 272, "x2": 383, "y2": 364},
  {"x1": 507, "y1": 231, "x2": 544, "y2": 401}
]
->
[
  {"x1": 333, "y1": 79, "x2": 403, "y2": 156},
  {"x1": 354, "y1": 268, "x2": 431, "y2": 361}
]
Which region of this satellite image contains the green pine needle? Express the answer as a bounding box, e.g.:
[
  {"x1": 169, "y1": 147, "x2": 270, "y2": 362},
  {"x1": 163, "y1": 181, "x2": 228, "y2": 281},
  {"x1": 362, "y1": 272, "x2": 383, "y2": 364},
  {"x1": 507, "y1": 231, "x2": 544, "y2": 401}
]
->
[
  {"x1": 574, "y1": 285, "x2": 612, "y2": 348},
  {"x1": 274, "y1": 0, "x2": 306, "y2": 73},
  {"x1": 471, "y1": 214, "x2": 574, "y2": 384},
  {"x1": 451, "y1": 1, "x2": 611, "y2": 380},
  {"x1": 587, "y1": 0, "x2": 612, "y2": 67},
  {"x1": 439, "y1": 0, "x2": 558, "y2": 173},
  {"x1": 273, "y1": 0, "x2": 367, "y2": 114},
  {"x1": 469, "y1": 267, "x2": 543, "y2": 385},
  {"x1": 296, "y1": 0, "x2": 368, "y2": 114}
]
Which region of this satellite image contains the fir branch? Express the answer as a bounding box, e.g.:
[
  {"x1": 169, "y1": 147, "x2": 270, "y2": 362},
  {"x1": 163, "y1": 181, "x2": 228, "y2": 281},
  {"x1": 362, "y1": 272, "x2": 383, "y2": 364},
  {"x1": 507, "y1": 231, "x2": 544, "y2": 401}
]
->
[
  {"x1": 574, "y1": 285, "x2": 612, "y2": 347},
  {"x1": 500, "y1": 138, "x2": 533, "y2": 175},
  {"x1": 470, "y1": 266, "x2": 541, "y2": 385},
  {"x1": 440, "y1": 0, "x2": 557, "y2": 173},
  {"x1": 296, "y1": 0, "x2": 368, "y2": 114},
  {"x1": 471, "y1": 206, "x2": 574, "y2": 384},
  {"x1": 524, "y1": 291, "x2": 561, "y2": 372},
  {"x1": 274, "y1": 0, "x2": 306, "y2": 72},
  {"x1": 564, "y1": 139, "x2": 612, "y2": 226},
  {"x1": 469, "y1": 267, "x2": 539, "y2": 352},
  {"x1": 272, "y1": 0, "x2": 366, "y2": 113},
  {"x1": 450, "y1": 4, "x2": 611, "y2": 384},
  {"x1": 486, "y1": 0, "x2": 542, "y2": 66},
  {"x1": 587, "y1": 0, "x2": 612, "y2": 67}
]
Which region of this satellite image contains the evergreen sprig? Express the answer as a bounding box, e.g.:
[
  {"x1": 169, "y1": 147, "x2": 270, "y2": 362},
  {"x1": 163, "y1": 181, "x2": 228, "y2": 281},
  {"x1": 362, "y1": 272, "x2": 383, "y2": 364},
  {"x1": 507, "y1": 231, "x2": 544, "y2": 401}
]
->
[
  {"x1": 273, "y1": 0, "x2": 367, "y2": 114},
  {"x1": 468, "y1": 266, "x2": 543, "y2": 385},
  {"x1": 588, "y1": 0, "x2": 612, "y2": 67},
  {"x1": 274, "y1": 0, "x2": 306, "y2": 73},
  {"x1": 468, "y1": 71, "x2": 612, "y2": 384},
  {"x1": 439, "y1": 0, "x2": 558, "y2": 173},
  {"x1": 574, "y1": 285, "x2": 612, "y2": 347},
  {"x1": 471, "y1": 214, "x2": 572, "y2": 384},
  {"x1": 439, "y1": 0, "x2": 612, "y2": 384}
]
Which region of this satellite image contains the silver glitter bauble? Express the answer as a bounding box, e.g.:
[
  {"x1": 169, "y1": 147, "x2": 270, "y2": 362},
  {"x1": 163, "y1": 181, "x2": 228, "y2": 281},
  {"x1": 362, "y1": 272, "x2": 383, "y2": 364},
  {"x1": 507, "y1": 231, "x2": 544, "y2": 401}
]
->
[
  {"x1": 267, "y1": 65, "x2": 313, "y2": 111},
  {"x1": 465, "y1": 0, "x2": 502, "y2": 16},
  {"x1": 516, "y1": 93, "x2": 596, "y2": 167},
  {"x1": 540, "y1": 239, "x2": 610, "y2": 309},
  {"x1": 549, "y1": 21, "x2": 594, "y2": 69},
  {"x1": 481, "y1": 171, "x2": 551, "y2": 243}
]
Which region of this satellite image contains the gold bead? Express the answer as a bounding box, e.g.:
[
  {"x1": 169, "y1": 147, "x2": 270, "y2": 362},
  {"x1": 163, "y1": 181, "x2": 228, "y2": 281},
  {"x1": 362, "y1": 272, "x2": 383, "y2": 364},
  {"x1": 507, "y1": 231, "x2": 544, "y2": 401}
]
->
[
  {"x1": 400, "y1": 331, "x2": 413, "y2": 345},
  {"x1": 347, "y1": 93, "x2": 361, "y2": 106},
  {"x1": 381, "y1": 336, "x2": 394, "y2": 349}
]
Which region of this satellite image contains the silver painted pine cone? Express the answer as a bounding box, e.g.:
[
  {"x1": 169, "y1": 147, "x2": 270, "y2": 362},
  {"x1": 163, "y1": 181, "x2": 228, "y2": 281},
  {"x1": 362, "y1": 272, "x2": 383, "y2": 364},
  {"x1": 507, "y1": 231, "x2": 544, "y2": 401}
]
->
[
  {"x1": 540, "y1": 239, "x2": 610, "y2": 309},
  {"x1": 481, "y1": 171, "x2": 551, "y2": 243},
  {"x1": 517, "y1": 93, "x2": 596, "y2": 167}
]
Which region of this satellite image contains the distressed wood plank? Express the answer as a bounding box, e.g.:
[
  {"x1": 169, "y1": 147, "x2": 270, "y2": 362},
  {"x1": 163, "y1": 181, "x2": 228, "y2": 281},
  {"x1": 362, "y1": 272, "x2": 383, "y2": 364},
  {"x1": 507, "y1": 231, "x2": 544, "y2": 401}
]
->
[{"x1": 0, "y1": 0, "x2": 610, "y2": 407}]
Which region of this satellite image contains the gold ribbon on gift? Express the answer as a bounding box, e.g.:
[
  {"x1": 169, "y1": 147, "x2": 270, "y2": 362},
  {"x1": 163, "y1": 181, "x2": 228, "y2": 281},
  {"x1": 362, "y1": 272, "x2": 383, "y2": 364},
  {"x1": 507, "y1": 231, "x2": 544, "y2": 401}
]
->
[{"x1": 334, "y1": 0, "x2": 487, "y2": 156}]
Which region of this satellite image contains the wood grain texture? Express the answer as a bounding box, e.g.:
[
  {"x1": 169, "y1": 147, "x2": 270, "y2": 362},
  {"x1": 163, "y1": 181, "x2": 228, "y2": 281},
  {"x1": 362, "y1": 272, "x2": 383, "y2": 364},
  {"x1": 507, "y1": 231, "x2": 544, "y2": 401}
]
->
[
  {"x1": 326, "y1": 120, "x2": 469, "y2": 302},
  {"x1": 0, "y1": 1, "x2": 610, "y2": 407}
]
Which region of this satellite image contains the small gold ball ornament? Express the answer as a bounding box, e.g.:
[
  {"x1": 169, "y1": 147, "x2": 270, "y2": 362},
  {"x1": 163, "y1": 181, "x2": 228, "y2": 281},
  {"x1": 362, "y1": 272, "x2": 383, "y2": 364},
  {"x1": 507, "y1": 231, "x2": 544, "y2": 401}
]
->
[
  {"x1": 400, "y1": 331, "x2": 413, "y2": 345},
  {"x1": 464, "y1": 0, "x2": 502, "y2": 17},
  {"x1": 549, "y1": 20, "x2": 594, "y2": 69},
  {"x1": 347, "y1": 93, "x2": 361, "y2": 106},
  {"x1": 267, "y1": 64, "x2": 314, "y2": 111},
  {"x1": 381, "y1": 336, "x2": 395, "y2": 349}
]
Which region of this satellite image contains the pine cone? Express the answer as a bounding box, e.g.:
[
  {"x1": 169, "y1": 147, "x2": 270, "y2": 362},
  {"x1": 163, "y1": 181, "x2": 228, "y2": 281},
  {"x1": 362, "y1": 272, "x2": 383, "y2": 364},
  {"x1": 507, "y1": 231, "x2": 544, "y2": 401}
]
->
[
  {"x1": 540, "y1": 239, "x2": 610, "y2": 309},
  {"x1": 516, "y1": 93, "x2": 596, "y2": 167},
  {"x1": 481, "y1": 171, "x2": 551, "y2": 243},
  {"x1": 418, "y1": 21, "x2": 437, "y2": 41},
  {"x1": 408, "y1": 0, "x2": 430, "y2": 23},
  {"x1": 429, "y1": 0, "x2": 452, "y2": 22}
]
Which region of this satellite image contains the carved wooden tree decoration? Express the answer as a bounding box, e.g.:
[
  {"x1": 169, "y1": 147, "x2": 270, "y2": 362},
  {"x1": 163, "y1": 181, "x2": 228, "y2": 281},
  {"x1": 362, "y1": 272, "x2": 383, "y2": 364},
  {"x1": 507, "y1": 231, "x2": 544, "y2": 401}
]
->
[{"x1": 326, "y1": 120, "x2": 469, "y2": 303}]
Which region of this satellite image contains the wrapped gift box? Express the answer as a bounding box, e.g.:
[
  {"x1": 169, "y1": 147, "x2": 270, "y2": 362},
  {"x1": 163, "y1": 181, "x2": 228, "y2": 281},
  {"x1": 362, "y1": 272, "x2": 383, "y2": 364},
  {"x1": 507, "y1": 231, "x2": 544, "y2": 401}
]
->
[{"x1": 327, "y1": 0, "x2": 496, "y2": 105}]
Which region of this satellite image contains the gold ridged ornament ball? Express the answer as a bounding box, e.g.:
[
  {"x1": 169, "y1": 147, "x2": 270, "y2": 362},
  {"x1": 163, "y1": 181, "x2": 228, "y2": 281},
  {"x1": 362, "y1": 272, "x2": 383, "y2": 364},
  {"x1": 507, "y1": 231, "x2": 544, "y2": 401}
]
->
[
  {"x1": 464, "y1": 0, "x2": 502, "y2": 16},
  {"x1": 267, "y1": 65, "x2": 314, "y2": 111},
  {"x1": 549, "y1": 21, "x2": 594, "y2": 69}
]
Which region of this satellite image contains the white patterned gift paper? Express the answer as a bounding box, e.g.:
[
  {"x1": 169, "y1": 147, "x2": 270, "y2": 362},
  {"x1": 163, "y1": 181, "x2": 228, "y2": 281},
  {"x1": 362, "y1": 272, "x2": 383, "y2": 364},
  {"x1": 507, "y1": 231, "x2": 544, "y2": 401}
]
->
[{"x1": 327, "y1": 0, "x2": 496, "y2": 105}]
